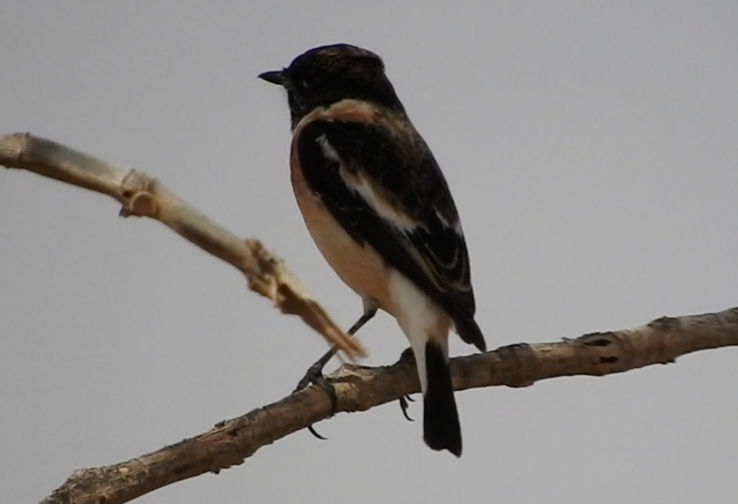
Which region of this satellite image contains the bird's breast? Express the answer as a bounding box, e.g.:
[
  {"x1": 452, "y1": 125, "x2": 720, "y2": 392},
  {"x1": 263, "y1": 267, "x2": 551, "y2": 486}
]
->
[{"x1": 289, "y1": 147, "x2": 396, "y2": 316}]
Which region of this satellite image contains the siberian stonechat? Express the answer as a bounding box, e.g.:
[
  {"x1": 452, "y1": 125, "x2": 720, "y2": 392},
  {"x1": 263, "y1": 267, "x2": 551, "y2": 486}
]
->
[{"x1": 260, "y1": 44, "x2": 485, "y2": 456}]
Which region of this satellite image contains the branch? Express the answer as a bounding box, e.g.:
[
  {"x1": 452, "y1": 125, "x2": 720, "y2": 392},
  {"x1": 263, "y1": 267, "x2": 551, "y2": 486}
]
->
[
  {"x1": 4, "y1": 133, "x2": 737, "y2": 502},
  {"x1": 41, "y1": 306, "x2": 738, "y2": 504},
  {"x1": 0, "y1": 132, "x2": 364, "y2": 359}
]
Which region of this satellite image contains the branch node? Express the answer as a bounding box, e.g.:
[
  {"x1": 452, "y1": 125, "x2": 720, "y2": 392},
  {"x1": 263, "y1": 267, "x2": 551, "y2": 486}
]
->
[
  {"x1": 496, "y1": 343, "x2": 537, "y2": 387},
  {"x1": 649, "y1": 316, "x2": 677, "y2": 330},
  {"x1": 579, "y1": 332, "x2": 614, "y2": 347},
  {"x1": 118, "y1": 169, "x2": 160, "y2": 218}
]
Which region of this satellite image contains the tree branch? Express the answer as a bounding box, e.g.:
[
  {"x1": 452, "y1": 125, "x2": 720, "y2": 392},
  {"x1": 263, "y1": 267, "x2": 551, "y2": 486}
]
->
[
  {"x1": 0, "y1": 132, "x2": 364, "y2": 359},
  {"x1": 40, "y1": 306, "x2": 738, "y2": 504},
  {"x1": 3, "y1": 133, "x2": 737, "y2": 503}
]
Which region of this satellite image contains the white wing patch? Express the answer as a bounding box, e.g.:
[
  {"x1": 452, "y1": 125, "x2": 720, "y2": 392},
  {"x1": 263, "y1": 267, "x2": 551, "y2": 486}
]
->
[
  {"x1": 316, "y1": 134, "x2": 419, "y2": 233},
  {"x1": 435, "y1": 209, "x2": 464, "y2": 236},
  {"x1": 316, "y1": 133, "x2": 341, "y2": 162},
  {"x1": 350, "y1": 177, "x2": 419, "y2": 232}
]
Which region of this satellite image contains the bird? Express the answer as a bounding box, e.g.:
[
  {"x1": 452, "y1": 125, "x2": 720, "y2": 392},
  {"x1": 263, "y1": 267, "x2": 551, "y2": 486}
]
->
[{"x1": 258, "y1": 43, "x2": 486, "y2": 457}]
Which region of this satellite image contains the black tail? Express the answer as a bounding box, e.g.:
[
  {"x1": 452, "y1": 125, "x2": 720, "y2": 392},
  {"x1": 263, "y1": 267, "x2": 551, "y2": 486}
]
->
[
  {"x1": 423, "y1": 340, "x2": 462, "y2": 457},
  {"x1": 455, "y1": 316, "x2": 487, "y2": 352}
]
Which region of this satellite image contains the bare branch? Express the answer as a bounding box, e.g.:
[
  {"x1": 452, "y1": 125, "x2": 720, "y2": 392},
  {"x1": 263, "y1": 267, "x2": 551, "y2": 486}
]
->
[
  {"x1": 0, "y1": 132, "x2": 365, "y2": 359},
  {"x1": 4, "y1": 133, "x2": 736, "y2": 503},
  {"x1": 42, "y1": 306, "x2": 738, "y2": 504}
]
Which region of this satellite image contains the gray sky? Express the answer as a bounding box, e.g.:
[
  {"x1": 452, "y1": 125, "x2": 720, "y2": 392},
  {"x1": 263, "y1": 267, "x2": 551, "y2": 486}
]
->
[{"x1": 2, "y1": 2, "x2": 737, "y2": 503}]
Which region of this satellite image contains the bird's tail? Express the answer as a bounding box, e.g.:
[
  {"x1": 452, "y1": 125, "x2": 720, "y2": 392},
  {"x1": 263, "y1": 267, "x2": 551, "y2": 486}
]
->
[{"x1": 422, "y1": 339, "x2": 462, "y2": 457}]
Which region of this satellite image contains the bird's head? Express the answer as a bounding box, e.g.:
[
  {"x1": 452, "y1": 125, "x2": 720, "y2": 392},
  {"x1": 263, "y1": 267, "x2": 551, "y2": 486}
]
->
[{"x1": 259, "y1": 43, "x2": 403, "y2": 126}]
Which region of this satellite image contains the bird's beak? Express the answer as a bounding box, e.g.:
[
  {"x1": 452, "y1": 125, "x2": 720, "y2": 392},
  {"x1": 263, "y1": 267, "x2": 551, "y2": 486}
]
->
[{"x1": 258, "y1": 70, "x2": 288, "y2": 87}]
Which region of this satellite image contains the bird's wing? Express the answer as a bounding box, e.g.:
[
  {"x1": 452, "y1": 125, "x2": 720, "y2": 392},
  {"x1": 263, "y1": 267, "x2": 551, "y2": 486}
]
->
[{"x1": 296, "y1": 119, "x2": 485, "y2": 351}]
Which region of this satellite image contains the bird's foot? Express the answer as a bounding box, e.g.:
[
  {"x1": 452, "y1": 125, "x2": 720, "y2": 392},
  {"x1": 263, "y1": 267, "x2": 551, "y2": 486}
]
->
[
  {"x1": 398, "y1": 346, "x2": 416, "y2": 365},
  {"x1": 396, "y1": 346, "x2": 417, "y2": 421},
  {"x1": 399, "y1": 394, "x2": 415, "y2": 421},
  {"x1": 294, "y1": 305, "x2": 378, "y2": 440},
  {"x1": 292, "y1": 347, "x2": 339, "y2": 440}
]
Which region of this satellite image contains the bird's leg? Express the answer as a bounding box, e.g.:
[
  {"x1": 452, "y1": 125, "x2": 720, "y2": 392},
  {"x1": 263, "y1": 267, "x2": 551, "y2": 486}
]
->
[
  {"x1": 293, "y1": 302, "x2": 377, "y2": 439},
  {"x1": 293, "y1": 305, "x2": 377, "y2": 392}
]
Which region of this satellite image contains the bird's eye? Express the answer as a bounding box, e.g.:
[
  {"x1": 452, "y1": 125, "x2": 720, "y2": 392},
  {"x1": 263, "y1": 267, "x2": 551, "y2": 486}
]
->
[{"x1": 299, "y1": 71, "x2": 318, "y2": 90}]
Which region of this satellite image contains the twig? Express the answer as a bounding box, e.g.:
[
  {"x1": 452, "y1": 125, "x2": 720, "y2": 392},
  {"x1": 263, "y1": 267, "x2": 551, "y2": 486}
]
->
[{"x1": 0, "y1": 132, "x2": 365, "y2": 359}]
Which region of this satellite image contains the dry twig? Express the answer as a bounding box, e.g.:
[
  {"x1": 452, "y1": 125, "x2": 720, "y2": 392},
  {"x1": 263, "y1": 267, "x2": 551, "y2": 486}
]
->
[{"x1": 0, "y1": 132, "x2": 364, "y2": 358}]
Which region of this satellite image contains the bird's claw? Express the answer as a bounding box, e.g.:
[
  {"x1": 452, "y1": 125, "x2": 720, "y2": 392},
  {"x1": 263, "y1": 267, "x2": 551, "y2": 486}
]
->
[
  {"x1": 293, "y1": 356, "x2": 338, "y2": 440},
  {"x1": 396, "y1": 348, "x2": 417, "y2": 422},
  {"x1": 308, "y1": 425, "x2": 327, "y2": 440},
  {"x1": 398, "y1": 346, "x2": 416, "y2": 364},
  {"x1": 399, "y1": 395, "x2": 415, "y2": 422},
  {"x1": 293, "y1": 359, "x2": 329, "y2": 394}
]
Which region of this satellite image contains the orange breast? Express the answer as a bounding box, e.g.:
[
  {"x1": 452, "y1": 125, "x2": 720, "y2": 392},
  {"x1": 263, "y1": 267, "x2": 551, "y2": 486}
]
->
[{"x1": 289, "y1": 147, "x2": 395, "y2": 316}]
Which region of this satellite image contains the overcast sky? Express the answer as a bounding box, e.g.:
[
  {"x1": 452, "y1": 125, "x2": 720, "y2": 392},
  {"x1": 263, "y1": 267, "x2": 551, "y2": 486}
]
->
[{"x1": 2, "y1": 2, "x2": 737, "y2": 503}]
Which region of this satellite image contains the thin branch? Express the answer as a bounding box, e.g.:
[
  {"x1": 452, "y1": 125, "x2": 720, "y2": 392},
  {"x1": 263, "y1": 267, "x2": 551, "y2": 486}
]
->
[
  {"x1": 0, "y1": 132, "x2": 365, "y2": 359},
  {"x1": 40, "y1": 306, "x2": 738, "y2": 504}
]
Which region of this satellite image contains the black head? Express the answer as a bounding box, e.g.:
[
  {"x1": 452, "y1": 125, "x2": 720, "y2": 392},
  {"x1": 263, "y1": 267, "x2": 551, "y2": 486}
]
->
[{"x1": 259, "y1": 44, "x2": 404, "y2": 126}]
